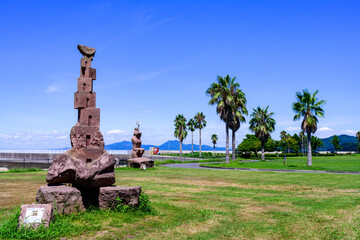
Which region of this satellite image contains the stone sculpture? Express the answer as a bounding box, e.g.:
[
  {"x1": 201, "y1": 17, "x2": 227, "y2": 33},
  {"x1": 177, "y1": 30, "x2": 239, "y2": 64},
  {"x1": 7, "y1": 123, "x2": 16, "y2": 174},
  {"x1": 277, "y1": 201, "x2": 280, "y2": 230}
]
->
[
  {"x1": 46, "y1": 44, "x2": 115, "y2": 187},
  {"x1": 127, "y1": 127, "x2": 154, "y2": 169},
  {"x1": 36, "y1": 45, "x2": 141, "y2": 213},
  {"x1": 131, "y1": 128, "x2": 145, "y2": 158}
]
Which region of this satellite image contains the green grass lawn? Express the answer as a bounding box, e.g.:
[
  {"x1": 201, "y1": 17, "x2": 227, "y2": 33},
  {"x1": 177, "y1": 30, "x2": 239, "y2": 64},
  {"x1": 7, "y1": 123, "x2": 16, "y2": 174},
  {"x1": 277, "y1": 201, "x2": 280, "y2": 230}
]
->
[
  {"x1": 1, "y1": 166, "x2": 360, "y2": 239},
  {"x1": 155, "y1": 158, "x2": 224, "y2": 165},
  {"x1": 160, "y1": 152, "x2": 225, "y2": 159},
  {"x1": 201, "y1": 154, "x2": 360, "y2": 172}
]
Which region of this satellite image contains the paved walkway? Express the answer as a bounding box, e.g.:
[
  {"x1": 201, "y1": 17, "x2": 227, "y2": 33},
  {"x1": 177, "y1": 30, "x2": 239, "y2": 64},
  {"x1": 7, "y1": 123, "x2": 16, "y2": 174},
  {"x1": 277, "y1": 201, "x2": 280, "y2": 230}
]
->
[{"x1": 163, "y1": 162, "x2": 360, "y2": 175}]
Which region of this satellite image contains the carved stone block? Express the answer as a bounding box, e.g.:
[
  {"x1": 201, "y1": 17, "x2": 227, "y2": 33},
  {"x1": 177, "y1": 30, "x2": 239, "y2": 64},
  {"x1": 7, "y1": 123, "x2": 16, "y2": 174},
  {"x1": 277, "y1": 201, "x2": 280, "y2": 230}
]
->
[
  {"x1": 78, "y1": 108, "x2": 100, "y2": 127},
  {"x1": 36, "y1": 185, "x2": 85, "y2": 215},
  {"x1": 70, "y1": 126, "x2": 104, "y2": 149},
  {"x1": 99, "y1": 186, "x2": 141, "y2": 209},
  {"x1": 74, "y1": 92, "x2": 96, "y2": 109},
  {"x1": 77, "y1": 77, "x2": 93, "y2": 92}
]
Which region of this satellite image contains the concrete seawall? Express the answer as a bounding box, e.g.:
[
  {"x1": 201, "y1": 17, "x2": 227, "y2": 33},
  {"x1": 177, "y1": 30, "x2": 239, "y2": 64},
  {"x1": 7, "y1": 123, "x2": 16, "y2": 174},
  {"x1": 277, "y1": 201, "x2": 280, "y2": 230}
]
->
[{"x1": 0, "y1": 151, "x2": 200, "y2": 169}]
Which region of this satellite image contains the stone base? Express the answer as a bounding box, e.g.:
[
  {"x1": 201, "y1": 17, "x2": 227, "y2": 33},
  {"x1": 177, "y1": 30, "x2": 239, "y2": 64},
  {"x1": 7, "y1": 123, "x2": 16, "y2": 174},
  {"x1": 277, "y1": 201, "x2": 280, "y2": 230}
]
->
[
  {"x1": 99, "y1": 186, "x2": 141, "y2": 209},
  {"x1": 36, "y1": 185, "x2": 142, "y2": 214},
  {"x1": 36, "y1": 185, "x2": 85, "y2": 215},
  {"x1": 46, "y1": 149, "x2": 115, "y2": 187},
  {"x1": 127, "y1": 158, "x2": 154, "y2": 169}
]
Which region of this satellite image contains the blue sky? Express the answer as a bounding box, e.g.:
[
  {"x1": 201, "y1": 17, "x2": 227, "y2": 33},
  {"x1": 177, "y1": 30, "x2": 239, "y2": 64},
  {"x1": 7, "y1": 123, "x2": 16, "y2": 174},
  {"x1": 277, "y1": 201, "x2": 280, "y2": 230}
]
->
[{"x1": 0, "y1": 0, "x2": 359, "y2": 149}]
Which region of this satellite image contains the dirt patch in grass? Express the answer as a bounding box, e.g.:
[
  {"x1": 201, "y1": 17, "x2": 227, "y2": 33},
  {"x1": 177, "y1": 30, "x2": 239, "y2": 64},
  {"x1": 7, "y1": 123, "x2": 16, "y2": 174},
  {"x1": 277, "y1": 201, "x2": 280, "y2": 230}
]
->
[
  {"x1": 0, "y1": 179, "x2": 44, "y2": 209},
  {"x1": 121, "y1": 176, "x2": 355, "y2": 194}
]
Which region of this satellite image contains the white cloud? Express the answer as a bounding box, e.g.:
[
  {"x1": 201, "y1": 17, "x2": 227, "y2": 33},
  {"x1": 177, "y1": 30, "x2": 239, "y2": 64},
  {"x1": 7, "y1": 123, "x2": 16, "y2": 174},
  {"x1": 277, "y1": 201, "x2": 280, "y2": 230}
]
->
[
  {"x1": 285, "y1": 126, "x2": 301, "y2": 132},
  {"x1": 318, "y1": 127, "x2": 333, "y2": 132},
  {"x1": 107, "y1": 129, "x2": 125, "y2": 134},
  {"x1": 56, "y1": 135, "x2": 67, "y2": 139},
  {"x1": 345, "y1": 130, "x2": 357, "y2": 134},
  {"x1": 0, "y1": 131, "x2": 69, "y2": 149},
  {"x1": 46, "y1": 84, "x2": 61, "y2": 93},
  {"x1": 315, "y1": 127, "x2": 358, "y2": 138}
]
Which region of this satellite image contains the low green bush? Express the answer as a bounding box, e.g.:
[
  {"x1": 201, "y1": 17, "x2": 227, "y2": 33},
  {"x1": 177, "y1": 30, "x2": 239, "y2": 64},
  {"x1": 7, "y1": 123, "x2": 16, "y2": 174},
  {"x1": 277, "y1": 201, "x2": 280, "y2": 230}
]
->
[
  {"x1": 159, "y1": 152, "x2": 226, "y2": 159},
  {"x1": 264, "y1": 153, "x2": 300, "y2": 158},
  {"x1": 114, "y1": 193, "x2": 155, "y2": 215},
  {"x1": 2, "y1": 168, "x2": 44, "y2": 173}
]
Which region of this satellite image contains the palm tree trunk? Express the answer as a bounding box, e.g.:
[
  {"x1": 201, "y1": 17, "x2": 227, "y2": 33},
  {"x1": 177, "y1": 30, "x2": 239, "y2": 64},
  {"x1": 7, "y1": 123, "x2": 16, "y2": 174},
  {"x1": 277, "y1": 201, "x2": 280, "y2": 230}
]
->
[
  {"x1": 199, "y1": 128, "x2": 202, "y2": 158},
  {"x1": 232, "y1": 129, "x2": 236, "y2": 161},
  {"x1": 191, "y1": 131, "x2": 194, "y2": 156},
  {"x1": 261, "y1": 142, "x2": 265, "y2": 160},
  {"x1": 213, "y1": 143, "x2": 215, "y2": 158},
  {"x1": 225, "y1": 122, "x2": 230, "y2": 163},
  {"x1": 307, "y1": 132, "x2": 312, "y2": 166},
  {"x1": 180, "y1": 140, "x2": 182, "y2": 158},
  {"x1": 301, "y1": 136, "x2": 304, "y2": 156}
]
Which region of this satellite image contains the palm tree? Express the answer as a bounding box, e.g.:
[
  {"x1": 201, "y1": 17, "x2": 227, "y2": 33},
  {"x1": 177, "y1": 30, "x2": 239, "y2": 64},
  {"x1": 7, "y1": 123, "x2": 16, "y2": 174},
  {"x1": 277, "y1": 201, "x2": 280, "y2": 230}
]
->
[
  {"x1": 194, "y1": 112, "x2": 206, "y2": 158},
  {"x1": 356, "y1": 131, "x2": 360, "y2": 153},
  {"x1": 292, "y1": 89, "x2": 326, "y2": 166},
  {"x1": 279, "y1": 131, "x2": 291, "y2": 155},
  {"x1": 206, "y1": 75, "x2": 247, "y2": 163},
  {"x1": 229, "y1": 120, "x2": 240, "y2": 160},
  {"x1": 174, "y1": 114, "x2": 187, "y2": 157},
  {"x1": 228, "y1": 88, "x2": 248, "y2": 161},
  {"x1": 211, "y1": 134, "x2": 218, "y2": 157},
  {"x1": 249, "y1": 106, "x2": 276, "y2": 160},
  {"x1": 299, "y1": 131, "x2": 305, "y2": 156},
  {"x1": 187, "y1": 118, "x2": 196, "y2": 156}
]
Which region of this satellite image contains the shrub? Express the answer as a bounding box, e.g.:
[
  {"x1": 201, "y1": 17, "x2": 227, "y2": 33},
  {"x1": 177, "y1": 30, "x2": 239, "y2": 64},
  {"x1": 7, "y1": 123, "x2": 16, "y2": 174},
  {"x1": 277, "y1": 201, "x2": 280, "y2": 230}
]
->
[
  {"x1": 264, "y1": 153, "x2": 299, "y2": 158},
  {"x1": 240, "y1": 152, "x2": 251, "y2": 159},
  {"x1": 6, "y1": 168, "x2": 43, "y2": 173},
  {"x1": 114, "y1": 193, "x2": 155, "y2": 215}
]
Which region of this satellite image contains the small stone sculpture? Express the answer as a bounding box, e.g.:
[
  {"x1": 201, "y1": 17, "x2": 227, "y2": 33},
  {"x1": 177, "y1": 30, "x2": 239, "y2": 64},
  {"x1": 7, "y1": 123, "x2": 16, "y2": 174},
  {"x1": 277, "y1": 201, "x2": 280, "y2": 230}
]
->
[
  {"x1": 131, "y1": 128, "x2": 145, "y2": 158},
  {"x1": 127, "y1": 128, "x2": 154, "y2": 169}
]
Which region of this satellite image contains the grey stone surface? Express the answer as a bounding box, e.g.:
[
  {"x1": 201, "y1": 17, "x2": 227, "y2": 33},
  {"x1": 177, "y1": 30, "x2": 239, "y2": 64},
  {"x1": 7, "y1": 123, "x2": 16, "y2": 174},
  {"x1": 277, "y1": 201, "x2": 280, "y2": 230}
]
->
[
  {"x1": 127, "y1": 158, "x2": 154, "y2": 169},
  {"x1": 46, "y1": 151, "x2": 115, "y2": 187},
  {"x1": 36, "y1": 185, "x2": 85, "y2": 214},
  {"x1": 99, "y1": 186, "x2": 141, "y2": 209}
]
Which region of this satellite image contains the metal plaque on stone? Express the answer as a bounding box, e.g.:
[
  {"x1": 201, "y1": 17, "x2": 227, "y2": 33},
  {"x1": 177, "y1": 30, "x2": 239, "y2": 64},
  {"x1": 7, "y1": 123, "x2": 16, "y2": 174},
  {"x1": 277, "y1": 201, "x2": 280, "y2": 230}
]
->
[{"x1": 19, "y1": 204, "x2": 53, "y2": 228}]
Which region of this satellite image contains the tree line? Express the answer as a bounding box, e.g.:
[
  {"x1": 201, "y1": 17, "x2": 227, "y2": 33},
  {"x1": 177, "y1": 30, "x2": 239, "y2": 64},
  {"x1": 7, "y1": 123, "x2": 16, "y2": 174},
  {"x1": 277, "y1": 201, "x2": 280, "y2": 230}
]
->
[{"x1": 174, "y1": 74, "x2": 360, "y2": 166}]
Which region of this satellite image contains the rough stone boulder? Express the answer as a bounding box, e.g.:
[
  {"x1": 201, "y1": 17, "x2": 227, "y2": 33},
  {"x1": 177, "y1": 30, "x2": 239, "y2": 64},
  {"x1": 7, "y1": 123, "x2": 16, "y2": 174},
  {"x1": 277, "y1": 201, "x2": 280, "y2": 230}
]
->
[
  {"x1": 99, "y1": 186, "x2": 141, "y2": 209},
  {"x1": 46, "y1": 149, "x2": 115, "y2": 187},
  {"x1": 36, "y1": 185, "x2": 85, "y2": 214},
  {"x1": 127, "y1": 158, "x2": 154, "y2": 169}
]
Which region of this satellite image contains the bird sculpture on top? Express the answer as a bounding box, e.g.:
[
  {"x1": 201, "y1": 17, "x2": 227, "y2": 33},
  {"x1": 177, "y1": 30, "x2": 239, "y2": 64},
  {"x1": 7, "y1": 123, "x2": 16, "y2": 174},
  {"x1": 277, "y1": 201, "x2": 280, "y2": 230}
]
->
[{"x1": 77, "y1": 45, "x2": 96, "y2": 59}]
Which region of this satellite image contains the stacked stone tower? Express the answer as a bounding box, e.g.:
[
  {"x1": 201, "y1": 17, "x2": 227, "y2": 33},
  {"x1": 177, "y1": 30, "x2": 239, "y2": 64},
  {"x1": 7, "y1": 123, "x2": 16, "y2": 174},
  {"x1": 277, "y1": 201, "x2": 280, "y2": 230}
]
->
[
  {"x1": 46, "y1": 45, "x2": 115, "y2": 188},
  {"x1": 36, "y1": 45, "x2": 141, "y2": 213},
  {"x1": 72, "y1": 45, "x2": 104, "y2": 164}
]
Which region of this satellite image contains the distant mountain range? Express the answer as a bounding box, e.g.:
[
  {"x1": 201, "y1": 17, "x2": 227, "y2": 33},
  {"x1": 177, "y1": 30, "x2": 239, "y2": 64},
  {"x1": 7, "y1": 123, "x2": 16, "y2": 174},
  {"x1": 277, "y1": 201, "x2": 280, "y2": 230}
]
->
[
  {"x1": 105, "y1": 140, "x2": 228, "y2": 151},
  {"x1": 52, "y1": 135, "x2": 358, "y2": 152},
  {"x1": 318, "y1": 135, "x2": 358, "y2": 151}
]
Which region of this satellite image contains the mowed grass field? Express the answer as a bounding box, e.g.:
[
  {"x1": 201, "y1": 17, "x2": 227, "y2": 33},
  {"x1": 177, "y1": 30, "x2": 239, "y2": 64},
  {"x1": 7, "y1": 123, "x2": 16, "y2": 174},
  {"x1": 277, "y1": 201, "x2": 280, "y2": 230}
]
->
[
  {"x1": 1, "y1": 166, "x2": 360, "y2": 239},
  {"x1": 202, "y1": 154, "x2": 360, "y2": 172}
]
